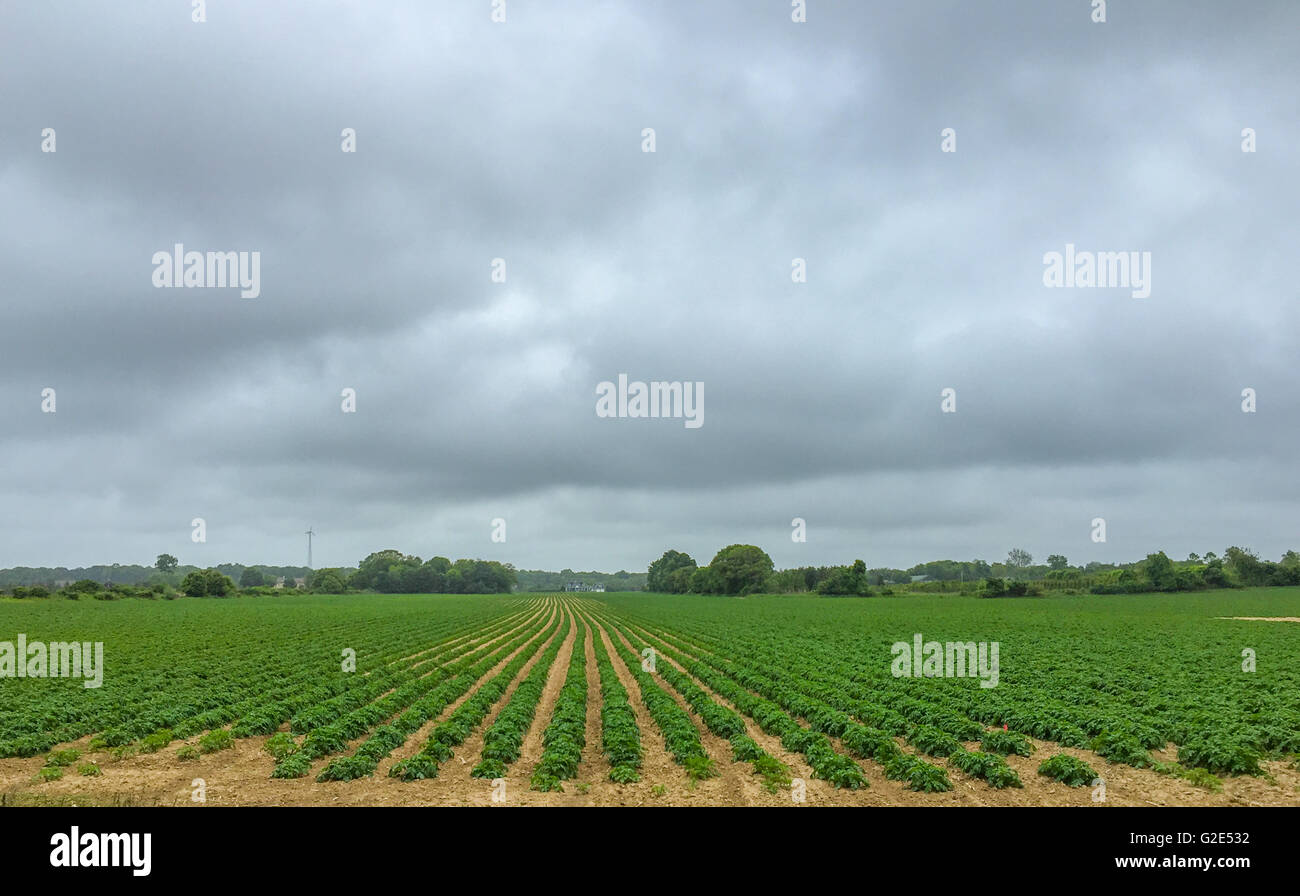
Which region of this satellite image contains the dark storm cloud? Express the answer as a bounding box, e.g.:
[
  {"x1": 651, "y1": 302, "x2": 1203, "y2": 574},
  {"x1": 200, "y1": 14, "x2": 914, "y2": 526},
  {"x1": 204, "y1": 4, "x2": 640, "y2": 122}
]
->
[{"x1": 1, "y1": 1, "x2": 1297, "y2": 571}]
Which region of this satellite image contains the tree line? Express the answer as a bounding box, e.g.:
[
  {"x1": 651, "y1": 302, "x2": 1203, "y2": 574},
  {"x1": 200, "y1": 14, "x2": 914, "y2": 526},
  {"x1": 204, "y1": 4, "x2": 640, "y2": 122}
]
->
[
  {"x1": 646, "y1": 545, "x2": 1300, "y2": 596},
  {"x1": 0, "y1": 550, "x2": 517, "y2": 599}
]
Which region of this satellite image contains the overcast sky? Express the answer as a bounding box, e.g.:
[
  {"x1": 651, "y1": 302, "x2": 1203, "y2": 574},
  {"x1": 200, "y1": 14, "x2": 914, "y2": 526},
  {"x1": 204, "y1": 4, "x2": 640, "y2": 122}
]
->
[{"x1": 2, "y1": 1, "x2": 1297, "y2": 573}]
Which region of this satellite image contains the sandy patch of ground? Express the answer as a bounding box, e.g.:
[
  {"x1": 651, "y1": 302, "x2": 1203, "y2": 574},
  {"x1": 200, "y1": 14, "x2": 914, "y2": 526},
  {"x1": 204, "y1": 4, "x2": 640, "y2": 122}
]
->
[{"x1": 1217, "y1": 616, "x2": 1300, "y2": 622}]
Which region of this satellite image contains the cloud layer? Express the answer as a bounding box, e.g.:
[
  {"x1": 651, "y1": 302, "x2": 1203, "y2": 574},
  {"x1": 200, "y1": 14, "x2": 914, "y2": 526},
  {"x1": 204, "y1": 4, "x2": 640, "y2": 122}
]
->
[{"x1": 2, "y1": 1, "x2": 1297, "y2": 572}]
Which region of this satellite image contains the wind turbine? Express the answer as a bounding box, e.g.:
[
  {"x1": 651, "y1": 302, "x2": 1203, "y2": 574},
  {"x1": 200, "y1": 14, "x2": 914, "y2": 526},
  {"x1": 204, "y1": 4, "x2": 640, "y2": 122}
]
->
[{"x1": 305, "y1": 526, "x2": 315, "y2": 570}]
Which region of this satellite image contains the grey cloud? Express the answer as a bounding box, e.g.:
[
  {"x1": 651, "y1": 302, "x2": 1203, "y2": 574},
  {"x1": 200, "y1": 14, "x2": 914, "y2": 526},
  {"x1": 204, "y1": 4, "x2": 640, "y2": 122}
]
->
[{"x1": 1, "y1": 1, "x2": 1297, "y2": 571}]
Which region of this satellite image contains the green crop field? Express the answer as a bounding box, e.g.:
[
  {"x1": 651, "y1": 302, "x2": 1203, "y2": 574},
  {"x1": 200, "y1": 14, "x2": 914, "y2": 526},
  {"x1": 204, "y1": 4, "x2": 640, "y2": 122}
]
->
[{"x1": 2, "y1": 589, "x2": 1298, "y2": 806}]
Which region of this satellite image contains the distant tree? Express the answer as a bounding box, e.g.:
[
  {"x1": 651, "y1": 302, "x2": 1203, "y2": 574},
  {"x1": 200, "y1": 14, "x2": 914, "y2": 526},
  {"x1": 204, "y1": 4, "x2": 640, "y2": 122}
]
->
[
  {"x1": 1224, "y1": 546, "x2": 1271, "y2": 586},
  {"x1": 308, "y1": 568, "x2": 348, "y2": 594},
  {"x1": 1046, "y1": 554, "x2": 1069, "y2": 570},
  {"x1": 352, "y1": 550, "x2": 422, "y2": 592},
  {"x1": 405, "y1": 558, "x2": 446, "y2": 593},
  {"x1": 818, "y1": 560, "x2": 869, "y2": 596},
  {"x1": 1202, "y1": 558, "x2": 1229, "y2": 588},
  {"x1": 707, "y1": 545, "x2": 774, "y2": 595},
  {"x1": 980, "y1": 577, "x2": 1008, "y2": 598},
  {"x1": 181, "y1": 568, "x2": 235, "y2": 597},
  {"x1": 647, "y1": 550, "x2": 697, "y2": 593},
  {"x1": 239, "y1": 567, "x2": 266, "y2": 588},
  {"x1": 1187, "y1": 553, "x2": 1201, "y2": 564},
  {"x1": 689, "y1": 566, "x2": 722, "y2": 594},
  {"x1": 1006, "y1": 549, "x2": 1033, "y2": 569},
  {"x1": 155, "y1": 554, "x2": 179, "y2": 574},
  {"x1": 666, "y1": 566, "x2": 695, "y2": 594},
  {"x1": 1143, "y1": 551, "x2": 1177, "y2": 590},
  {"x1": 448, "y1": 559, "x2": 517, "y2": 593}
]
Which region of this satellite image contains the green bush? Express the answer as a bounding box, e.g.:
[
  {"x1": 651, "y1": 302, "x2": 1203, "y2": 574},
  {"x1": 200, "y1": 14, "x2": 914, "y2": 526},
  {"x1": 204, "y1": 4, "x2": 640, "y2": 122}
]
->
[
  {"x1": 1089, "y1": 730, "x2": 1151, "y2": 767},
  {"x1": 138, "y1": 729, "x2": 174, "y2": 754},
  {"x1": 1151, "y1": 761, "x2": 1222, "y2": 791},
  {"x1": 1177, "y1": 736, "x2": 1262, "y2": 776},
  {"x1": 181, "y1": 569, "x2": 236, "y2": 597},
  {"x1": 271, "y1": 752, "x2": 312, "y2": 778},
  {"x1": 909, "y1": 725, "x2": 961, "y2": 757},
  {"x1": 197, "y1": 729, "x2": 235, "y2": 754},
  {"x1": 979, "y1": 578, "x2": 1007, "y2": 597},
  {"x1": 264, "y1": 732, "x2": 299, "y2": 761},
  {"x1": 906, "y1": 761, "x2": 954, "y2": 792},
  {"x1": 1037, "y1": 753, "x2": 1096, "y2": 786},
  {"x1": 949, "y1": 748, "x2": 1022, "y2": 788},
  {"x1": 45, "y1": 748, "x2": 82, "y2": 767},
  {"x1": 981, "y1": 729, "x2": 1033, "y2": 757}
]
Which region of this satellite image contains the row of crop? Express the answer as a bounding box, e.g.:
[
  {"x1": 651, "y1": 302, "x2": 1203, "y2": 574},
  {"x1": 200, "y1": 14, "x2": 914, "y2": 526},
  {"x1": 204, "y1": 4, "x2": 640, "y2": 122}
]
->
[
  {"x1": 603, "y1": 616, "x2": 791, "y2": 792},
  {"x1": 288, "y1": 606, "x2": 558, "y2": 779},
  {"x1": 530, "y1": 617, "x2": 589, "y2": 791},
  {"x1": 655, "y1": 618, "x2": 1263, "y2": 780},
  {"x1": 632, "y1": 622, "x2": 993, "y2": 789},
  {"x1": 650, "y1": 622, "x2": 992, "y2": 754},
  {"x1": 0, "y1": 600, "x2": 528, "y2": 755},
  {"x1": 605, "y1": 615, "x2": 868, "y2": 789},
  {"x1": 233, "y1": 598, "x2": 543, "y2": 738},
  {"x1": 596, "y1": 615, "x2": 716, "y2": 781},
  {"x1": 585, "y1": 610, "x2": 642, "y2": 783},
  {"x1": 2, "y1": 600, "x2": 540, "y2": 759},
  {"x1": 300, "y1": 604, "x2": 547, "y2": 739},
  {"x1": 0, "y1": 617, "x2": 384, "y2": 757},
  {"x1": 631, "y1": 621, "x2": 968, "y2": 791},
  {"x1": 388, "y1": 610, "x2": 566, "y2": 782},
  {"x1": 470, "y1": 610, "x2": 575, "y2": 779},
  {"x1": 637, "y1": 607, "x2": 1291, "y2": 778}
]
